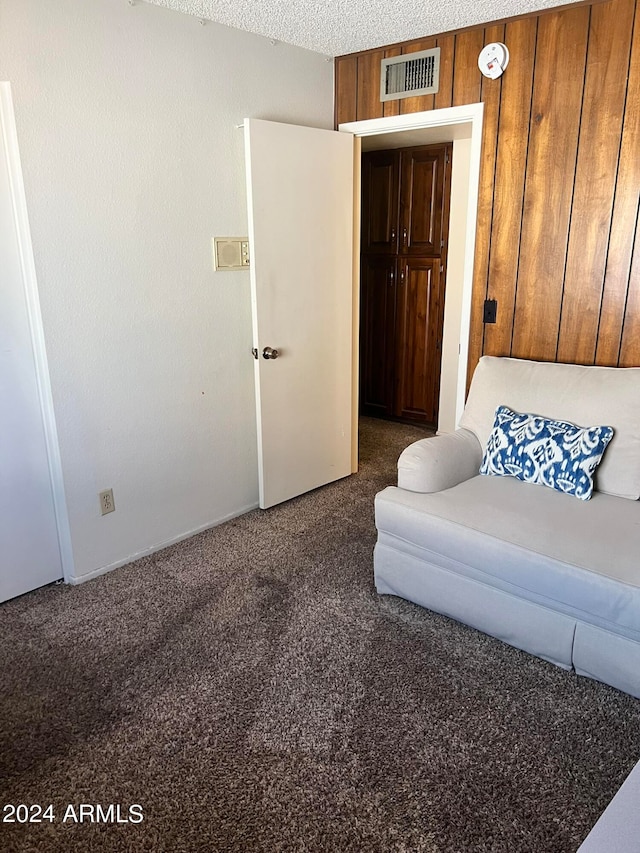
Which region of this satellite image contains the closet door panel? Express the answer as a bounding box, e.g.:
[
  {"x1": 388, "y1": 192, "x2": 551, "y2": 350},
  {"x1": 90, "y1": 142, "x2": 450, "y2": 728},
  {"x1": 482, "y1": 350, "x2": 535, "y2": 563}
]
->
[
  {"x1": 400, "y1": 146, "x2": 448, "y2": 255},
  {"x1": 360, "y1": 255, "x2": 398, "y2": 416},
  {"x1": 394, "y1": 258, "x2": 443, "y2": 425},
  {"x1": 361, "y1": 150, "x2": 400, "y2": 254}
]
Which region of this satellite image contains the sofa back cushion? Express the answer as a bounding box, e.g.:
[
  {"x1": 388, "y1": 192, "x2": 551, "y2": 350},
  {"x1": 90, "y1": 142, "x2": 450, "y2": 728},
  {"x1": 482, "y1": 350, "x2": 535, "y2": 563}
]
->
[{"x1": 459, "y1": 357, "x2": 640, "y2": 500}]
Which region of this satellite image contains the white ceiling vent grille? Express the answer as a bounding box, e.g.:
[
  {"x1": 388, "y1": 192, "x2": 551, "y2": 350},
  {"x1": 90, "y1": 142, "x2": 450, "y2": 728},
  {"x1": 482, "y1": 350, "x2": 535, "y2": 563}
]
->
[{"x1": 380, "y1": 48, "x2": 441, "y2": 102}]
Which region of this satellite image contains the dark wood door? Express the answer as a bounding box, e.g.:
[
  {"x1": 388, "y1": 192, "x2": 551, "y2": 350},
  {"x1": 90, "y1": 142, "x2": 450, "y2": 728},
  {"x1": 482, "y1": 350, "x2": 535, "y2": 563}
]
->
[
  {"x1": 361, "y1": 150, "x2": 400, "y2": 254},
  {"x1": 399, "y1": 145, "x2": 449, "y2": 256},
  {"x1": 359, "y1": 255, "x2": 397, "y2": 417},
  {"x1": 394, "y1": 258, "x2": 444, "y2": 424}
]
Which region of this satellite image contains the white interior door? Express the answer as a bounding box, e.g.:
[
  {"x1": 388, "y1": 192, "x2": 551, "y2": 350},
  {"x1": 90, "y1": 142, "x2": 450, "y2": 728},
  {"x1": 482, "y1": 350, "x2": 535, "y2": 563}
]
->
[
  {"x1": 1, "y1": 86, "x2": 63, "y2": 602},
  {"x1": 244, "y1": 118, "x2": 355, "y2": 509}
]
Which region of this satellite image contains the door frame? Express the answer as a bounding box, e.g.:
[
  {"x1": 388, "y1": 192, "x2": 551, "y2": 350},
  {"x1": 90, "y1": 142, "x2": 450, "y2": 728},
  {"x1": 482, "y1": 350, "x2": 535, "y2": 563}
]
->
[
  {"x1": 340, "y1": 103, "x2": 484, "y2": 436},
  {"x1": 1, "y1": 82, "x2": 74, "y2": 581}
]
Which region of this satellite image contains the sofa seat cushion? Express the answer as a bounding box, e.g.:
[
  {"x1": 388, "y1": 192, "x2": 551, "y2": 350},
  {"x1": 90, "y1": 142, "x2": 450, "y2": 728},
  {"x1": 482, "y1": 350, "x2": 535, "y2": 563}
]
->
[{"x1": 375, "y1": 475, "x2": 640, "y2": 639}]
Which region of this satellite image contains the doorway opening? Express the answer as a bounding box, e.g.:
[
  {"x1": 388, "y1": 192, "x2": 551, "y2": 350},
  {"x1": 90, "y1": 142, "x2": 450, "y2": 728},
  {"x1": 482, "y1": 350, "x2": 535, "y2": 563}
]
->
[
  {"x1": 359, "y1": 141, "x2": 453, "y2": 429},
  {"x1": 340, "y1": 104, "x2": 484, "y2": 469}
]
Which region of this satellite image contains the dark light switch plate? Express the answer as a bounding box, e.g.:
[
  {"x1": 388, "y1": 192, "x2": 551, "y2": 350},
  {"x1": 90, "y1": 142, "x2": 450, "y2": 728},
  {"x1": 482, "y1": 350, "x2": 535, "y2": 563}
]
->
[{"x1": 483, "y1": 299, "x2": 497, "y2": 324}]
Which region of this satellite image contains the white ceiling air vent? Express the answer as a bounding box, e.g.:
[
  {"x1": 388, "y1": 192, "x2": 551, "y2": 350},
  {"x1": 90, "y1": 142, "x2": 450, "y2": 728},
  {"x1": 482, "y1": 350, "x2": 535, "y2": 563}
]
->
[{"x1": 380, "y1": 48, "x2": 441, "y2": 102}]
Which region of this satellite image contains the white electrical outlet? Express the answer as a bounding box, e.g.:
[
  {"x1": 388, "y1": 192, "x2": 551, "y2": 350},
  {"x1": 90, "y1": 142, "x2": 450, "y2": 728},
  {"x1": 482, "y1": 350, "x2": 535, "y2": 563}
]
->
[{"x1": 99, "y1": 488, "x2": 115, "y2": 515}]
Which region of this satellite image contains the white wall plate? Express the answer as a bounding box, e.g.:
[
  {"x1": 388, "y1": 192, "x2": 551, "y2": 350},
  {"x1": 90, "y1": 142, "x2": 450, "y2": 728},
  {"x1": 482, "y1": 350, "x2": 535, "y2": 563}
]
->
[{"x1": 213, "y1": 237, "x2": 250, "y2": 271}]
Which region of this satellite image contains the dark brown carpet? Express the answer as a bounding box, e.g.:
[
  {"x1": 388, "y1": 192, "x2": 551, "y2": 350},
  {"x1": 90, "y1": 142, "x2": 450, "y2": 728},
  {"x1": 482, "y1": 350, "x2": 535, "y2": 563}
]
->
[{"x1": 2, "y1": 417, "x2": 640, "y2": 853}]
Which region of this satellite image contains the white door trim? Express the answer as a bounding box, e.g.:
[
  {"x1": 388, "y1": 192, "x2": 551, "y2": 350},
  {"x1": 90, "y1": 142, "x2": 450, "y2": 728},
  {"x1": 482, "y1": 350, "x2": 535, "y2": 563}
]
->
[
  {"x1": 340, "y1": 103, "x2": 484, "y2": 429},
  {"x1": 1, "y1": 82, "x2": 75, "y2": 581}
]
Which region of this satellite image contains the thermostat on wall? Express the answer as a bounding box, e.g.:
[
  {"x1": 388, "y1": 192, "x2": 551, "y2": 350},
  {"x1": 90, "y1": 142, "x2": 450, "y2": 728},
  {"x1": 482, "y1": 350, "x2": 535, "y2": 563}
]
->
[
  {"x1": 478, "y1": 42, "x2": 509, "y2": 79},
  {"x1": 213, "y1": 237, "x2": 250, "y2": 271}
]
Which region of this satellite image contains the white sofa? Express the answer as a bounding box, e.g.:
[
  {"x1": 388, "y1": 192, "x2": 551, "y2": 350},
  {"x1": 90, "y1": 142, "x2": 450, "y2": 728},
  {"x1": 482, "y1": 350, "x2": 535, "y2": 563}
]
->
[{"x1": 374, "y1": 356, "x2": 640, "y2": 697}]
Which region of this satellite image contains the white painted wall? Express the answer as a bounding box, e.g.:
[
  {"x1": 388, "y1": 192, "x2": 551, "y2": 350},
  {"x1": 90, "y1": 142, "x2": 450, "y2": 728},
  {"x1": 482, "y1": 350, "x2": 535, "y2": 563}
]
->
[{"x1": 0, "y1": 0, "x2": 334, "y2": 582}]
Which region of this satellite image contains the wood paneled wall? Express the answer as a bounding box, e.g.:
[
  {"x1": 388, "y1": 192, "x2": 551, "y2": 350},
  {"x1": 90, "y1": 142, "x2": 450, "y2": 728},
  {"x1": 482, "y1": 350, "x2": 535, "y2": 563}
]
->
[{"x1": 335, "y1": 0, "x2": 640, "y2": 384}]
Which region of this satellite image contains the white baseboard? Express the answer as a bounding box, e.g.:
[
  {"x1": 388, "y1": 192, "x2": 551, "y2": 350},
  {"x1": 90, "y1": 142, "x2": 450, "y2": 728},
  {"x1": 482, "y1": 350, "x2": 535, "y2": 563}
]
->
[{"x1": 67, "y1": 502, "x2": 260, "y2": 585}]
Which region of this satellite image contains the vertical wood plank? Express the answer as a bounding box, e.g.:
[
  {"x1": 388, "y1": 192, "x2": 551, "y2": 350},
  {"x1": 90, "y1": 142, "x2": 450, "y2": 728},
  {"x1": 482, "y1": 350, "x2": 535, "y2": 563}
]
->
[
  {"x1": 452, "y1": 30, "x2": 484, "y2": 107},
  {"x1": 483, "y1": 17, "x2": 537, "y2": 358},
  {"x1": 400, "y1": 39, "x2": 437, "y2": 114},
  {"x1": 335, "y1": 55, "x2": 357, "y2": 127},
  {"x1": 357, "y1": 50, "x2": 384, "y2": 121},
  {"x1": 467, "y1": 24, "x2": 505, "y2": 384},
  {"x1": 596, "y1": 1, "x2": 640, "y2": 365},
  {"x1": 619, "y1": 220, "x2": 640, "y2": 365},
  {"x1": 556, "y1": 0, "x2": 635, "y2": 365},
  {"x1": 383, "y1": 46, "x2": 402, "y2": 117},
  {"x1": 511, "y1": 6, "x2": 590, "y2": 361},
  {"x1": 434, "y1": 34, "x2": 455, "y2": 110}
]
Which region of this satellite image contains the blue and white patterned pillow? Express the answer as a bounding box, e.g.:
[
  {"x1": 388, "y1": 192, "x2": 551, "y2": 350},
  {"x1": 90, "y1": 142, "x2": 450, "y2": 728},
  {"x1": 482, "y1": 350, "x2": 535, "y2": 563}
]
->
[{"x1": 480, "y1": 405, "x2": 614, "y2": 500}]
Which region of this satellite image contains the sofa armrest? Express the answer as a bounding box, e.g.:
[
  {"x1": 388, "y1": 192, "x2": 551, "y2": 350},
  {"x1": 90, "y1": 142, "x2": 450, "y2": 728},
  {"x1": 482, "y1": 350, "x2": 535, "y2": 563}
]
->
[{"x1": 397, "y1": 428, "x2": 483, "y2": 493}]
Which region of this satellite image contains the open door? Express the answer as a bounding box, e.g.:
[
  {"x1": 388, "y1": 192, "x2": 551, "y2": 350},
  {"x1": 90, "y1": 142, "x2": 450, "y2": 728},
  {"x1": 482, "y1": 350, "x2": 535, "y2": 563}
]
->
[
  {"x1": 1, "y1": 84, "x2": 63, "y2": 602},
  {"x1": 244, "y1": 118, "x2": 355, "y2": 509}
]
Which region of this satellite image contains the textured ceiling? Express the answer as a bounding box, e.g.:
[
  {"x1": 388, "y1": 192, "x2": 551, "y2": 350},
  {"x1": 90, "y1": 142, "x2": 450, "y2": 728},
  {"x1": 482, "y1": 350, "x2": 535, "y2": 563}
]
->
[{"x1": 145, "y1": 0, "x2": 580, "y2": 56}]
